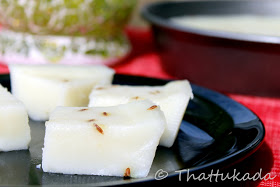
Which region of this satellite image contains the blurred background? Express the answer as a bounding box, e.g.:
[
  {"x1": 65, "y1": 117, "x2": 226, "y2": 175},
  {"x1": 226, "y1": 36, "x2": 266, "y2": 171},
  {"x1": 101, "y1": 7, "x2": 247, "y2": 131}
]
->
[{"x1": 130, "y1": 0, "x2": 178, "y2": 27}]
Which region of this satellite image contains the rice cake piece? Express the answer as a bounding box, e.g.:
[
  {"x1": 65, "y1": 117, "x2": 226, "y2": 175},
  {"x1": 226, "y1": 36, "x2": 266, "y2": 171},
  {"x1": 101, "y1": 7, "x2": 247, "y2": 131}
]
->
[
  {"x1": 88, "y1": 80, "x2": 193, "y2": 148},
  {"x1": 42, "y1": 100, "x2": 166, "y2": 178},
  {"x1": 9, "y1": 64, "x2": 115, "y2": 121},
  {"x1": 0, "y1": 84, "x2": 31, "y2": 152}
]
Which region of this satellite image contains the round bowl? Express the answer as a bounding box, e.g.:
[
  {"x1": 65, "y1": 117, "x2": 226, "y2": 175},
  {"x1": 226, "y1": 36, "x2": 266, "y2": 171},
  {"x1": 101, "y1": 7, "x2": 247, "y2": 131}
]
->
[{"x1": 142, "y1": 0, "x2": 280, "y2": 97}]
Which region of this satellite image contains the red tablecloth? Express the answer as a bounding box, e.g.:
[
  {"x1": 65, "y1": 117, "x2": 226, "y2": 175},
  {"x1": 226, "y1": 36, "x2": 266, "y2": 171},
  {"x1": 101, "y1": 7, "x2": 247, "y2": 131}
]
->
[{"x1": 0, "y1": 28, "x2": 280, "y2": 186}]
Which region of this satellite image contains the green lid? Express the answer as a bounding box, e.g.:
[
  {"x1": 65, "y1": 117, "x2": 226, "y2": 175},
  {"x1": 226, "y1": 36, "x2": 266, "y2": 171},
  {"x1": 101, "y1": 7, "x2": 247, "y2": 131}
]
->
[{"x1": 0, "y1": 0, "x2": 136, "y2": 40}]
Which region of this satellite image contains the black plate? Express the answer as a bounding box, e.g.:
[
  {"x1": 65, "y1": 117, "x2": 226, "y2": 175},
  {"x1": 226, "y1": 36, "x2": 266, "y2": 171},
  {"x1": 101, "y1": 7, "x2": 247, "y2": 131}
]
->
[{"x1": 0, "y1": 74, "x2": 264, "y2": 186}]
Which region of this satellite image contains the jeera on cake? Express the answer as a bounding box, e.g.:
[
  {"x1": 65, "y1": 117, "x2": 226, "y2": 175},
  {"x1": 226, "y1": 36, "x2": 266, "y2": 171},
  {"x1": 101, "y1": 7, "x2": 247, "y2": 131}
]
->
[
  {"x1": 88, "y1": 80, "x2": 193, "y2": 147},
  {"x1": 42, "y1": 100, "x2": 166, "y2": 178},
  {"x1": 9, "y1": 64, "x2": 115, "y2": 121}
]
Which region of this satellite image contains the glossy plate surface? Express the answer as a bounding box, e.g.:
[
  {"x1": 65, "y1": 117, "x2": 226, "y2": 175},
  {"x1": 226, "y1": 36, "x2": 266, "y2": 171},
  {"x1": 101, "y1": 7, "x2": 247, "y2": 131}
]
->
[{"x1": 0, "y1": 74, "x2": 265, "y2": 186}]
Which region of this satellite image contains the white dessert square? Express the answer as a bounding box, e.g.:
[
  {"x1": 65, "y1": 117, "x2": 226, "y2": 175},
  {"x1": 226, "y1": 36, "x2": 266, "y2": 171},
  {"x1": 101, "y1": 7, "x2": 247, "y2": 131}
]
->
[
  {"x1": 88, "y1": 80, "x2": 193, "y2": 147},
  {"x1": 42, "y1": 100, "x2": 166, "y2": 178},
  {"x1": 0, "y1": 84, "x2": 31, "y2": 152},
  {"x1": 9, "y1": 64, "x2": 115, "y2": 121}
]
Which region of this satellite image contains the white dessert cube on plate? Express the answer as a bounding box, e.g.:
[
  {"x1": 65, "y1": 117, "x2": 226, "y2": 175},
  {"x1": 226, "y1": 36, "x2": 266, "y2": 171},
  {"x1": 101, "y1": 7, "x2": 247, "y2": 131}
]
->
[
  {"x1": 9, "y1": 64, "x2": 115, "y2": 121},
  {"x1": 89, "y1": 80, "x2": 193, "y2": 147},
  {"x1": 0, "y1": 84, "x2": 31, "y2": 152},
  {"x1": 42, "y1": 100, "x2": 166, "y2": 178}
]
